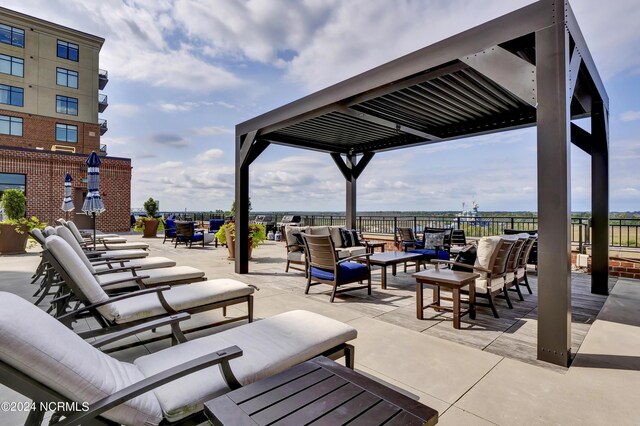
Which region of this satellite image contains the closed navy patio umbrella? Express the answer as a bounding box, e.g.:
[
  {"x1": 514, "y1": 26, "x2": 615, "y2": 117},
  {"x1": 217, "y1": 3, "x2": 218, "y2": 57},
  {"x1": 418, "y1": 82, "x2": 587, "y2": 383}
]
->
[
  {"x1": 61, "y1": 172, "x2": 74, "y2": 217},
  {"x1": 81, "y1": 151, "x2": 105, "y2": 248}
]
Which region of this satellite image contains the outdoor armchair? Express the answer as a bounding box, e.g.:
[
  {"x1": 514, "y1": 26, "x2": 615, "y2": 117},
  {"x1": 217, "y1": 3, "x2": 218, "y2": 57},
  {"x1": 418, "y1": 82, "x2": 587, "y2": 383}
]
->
[
  {"x1": 432, "y1": 235, "x2": 517, "y2": 318},
  {"x1": 397, "y1": 227, "x2": 423, "y2": 250},
  {"x1": 163, "y1": 218, "x2": 177, "y2": 244},
  {"x1": 515, "y1": 235, "x2": 537, "y2": 294},
  {"x1": 174, "y1": 221, "x2": 205, "y2": 248},
  {"x1": 0, "y1": 292, "x2": 356, "y2": 425},
  {"x1": 302, "y1": 234, "x2": 371, "y2": 302},
  {"x1": 43, "y1": 236, "x2": 254, "y2": 346}
]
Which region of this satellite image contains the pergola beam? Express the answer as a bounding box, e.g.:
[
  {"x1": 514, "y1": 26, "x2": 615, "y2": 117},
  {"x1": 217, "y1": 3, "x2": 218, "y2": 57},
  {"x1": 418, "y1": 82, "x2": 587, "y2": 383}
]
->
[
  {"x1": 339, "y1": 107, "x2": 441, "y2": 141},
  {"x1": 570, "y1": 123, "x2": 592, "y2": 155},
  {"x1": 591, "y1": 99, "x2": 610, "y2": 295},
  {"x1": 461, "y1": 46, "x2": 537, "y2": 107},
  {"x1": 331, "y1": 153, "x2": 375, "y2": 229}
]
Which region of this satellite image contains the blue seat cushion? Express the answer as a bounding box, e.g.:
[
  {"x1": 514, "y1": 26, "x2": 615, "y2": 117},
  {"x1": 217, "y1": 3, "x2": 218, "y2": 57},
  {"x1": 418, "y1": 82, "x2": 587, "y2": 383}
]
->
[
  {"x1": 311, "y1": 262, "x2": 368, "y2": 282},
  {"x1": 165, "y1": 230, "x2": 177, "y2": 237},
  {"x1": 408, "y1": 248, "x2": 449, "y2": 260},
  {"x1": 191, "y1": 233, "x2": 204, "y2": 242}
]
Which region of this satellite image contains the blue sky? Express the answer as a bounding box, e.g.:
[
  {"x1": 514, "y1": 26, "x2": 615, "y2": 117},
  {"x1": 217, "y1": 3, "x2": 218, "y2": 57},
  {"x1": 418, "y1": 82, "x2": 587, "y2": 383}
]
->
[{"x1": 6, "y1": 0, "x2": 640, "y2": 212}]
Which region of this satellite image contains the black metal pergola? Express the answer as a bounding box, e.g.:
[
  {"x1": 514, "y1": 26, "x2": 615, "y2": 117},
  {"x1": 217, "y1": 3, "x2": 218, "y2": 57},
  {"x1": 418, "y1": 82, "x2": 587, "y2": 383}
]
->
[{"x1": 234, "y1": 0, "x2": 609, "y2": 367}]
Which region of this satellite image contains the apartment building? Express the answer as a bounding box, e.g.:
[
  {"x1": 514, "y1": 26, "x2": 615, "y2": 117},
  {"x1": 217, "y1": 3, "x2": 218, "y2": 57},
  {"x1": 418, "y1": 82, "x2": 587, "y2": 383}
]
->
[{"x1": 0, "y1": 7, "x2": 131, "y2": 231}]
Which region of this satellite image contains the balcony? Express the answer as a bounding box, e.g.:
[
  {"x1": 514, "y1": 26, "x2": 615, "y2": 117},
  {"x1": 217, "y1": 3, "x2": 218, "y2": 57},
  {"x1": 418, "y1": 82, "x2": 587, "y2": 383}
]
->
[
  {"x1": 98, "y1": 69, "x2": 108, "y2": 90},
  {"x1": 98, "y1": 93, "x2": 108, "y2": 112},
  {"x1": 99, "y1": 118, "x2": 108, "y2": 135},
  {"x1": 99, "y1": 143, "x2": 107, "y2": 156}
]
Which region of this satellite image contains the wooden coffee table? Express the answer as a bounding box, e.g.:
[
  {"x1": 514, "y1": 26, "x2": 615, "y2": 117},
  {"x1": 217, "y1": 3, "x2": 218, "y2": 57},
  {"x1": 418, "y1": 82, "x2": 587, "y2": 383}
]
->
[
  {"x1": 413, "y1": 269, "x2": 479, "y2": 329},
  {"x1": 204, "y1": 356, "x2": 438, "y2": 426},
  {"x1": 366, "y1": 251, "x2": 424, "y2": 289}
]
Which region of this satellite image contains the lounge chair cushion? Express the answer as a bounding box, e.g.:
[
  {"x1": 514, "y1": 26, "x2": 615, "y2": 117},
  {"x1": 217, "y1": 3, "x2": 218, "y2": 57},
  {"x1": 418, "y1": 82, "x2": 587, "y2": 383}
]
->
[
  {"x1": 105, "y1": 279, "x2": 254, "y2": 324},
  {"x1": 475, "y1": 236, "x2": 502, "y2": 278},
  {"x1": 97, "y1": 266, "x2": 205, "y2": 288},
  {"x1": 102, "y1": 241, "x2": 150, "y2": 250},
  {"x1": 55, "y1": 225, "x2": 98, "y2": 273},
  {"x1": 329, "y1": 226, "x2": 344, "y2": 248},
  {"x1": 408, "y1": 248, "x2": 449, "y2": 260},
  {"x1": 336, "y1": 246, "x2": 367, "y2": 259},
  {"x1": 100, "y1": 249, "x2": 150, "y2": 260},
  {"x1": 311, "y1": 261, "x2": 368, "y2": 282},
  {"x1": 99, "y1": 236, "x2": 128, "y2": 244},
  {"x1": 287, "y1": 251, "x2": 305, "y2": 262},
  {"x1": 94, "y1": 257, "x2": 177, "y2": 272},
  {"x1": 468, "y1": 277, "x2": 505, "y2": 294},
  {"x1": 45, "y1": 236, "x2": 111, "y2": 309},
  {"x1": 516, "y1": 267, "x2": 526, "y2": 279},
  {"x1": 134, "y1": 310, "x2": 357, "y2": 422},
  {"x1": 0, "y1": 293, "x2": 163, "y2": 426}
]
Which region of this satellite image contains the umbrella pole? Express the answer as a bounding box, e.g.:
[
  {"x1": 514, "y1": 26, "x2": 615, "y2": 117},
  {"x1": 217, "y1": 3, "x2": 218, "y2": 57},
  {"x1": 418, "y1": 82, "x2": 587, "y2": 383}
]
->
[{"x1": 93, "y1": 212, "x2": 97, "y2": 250}]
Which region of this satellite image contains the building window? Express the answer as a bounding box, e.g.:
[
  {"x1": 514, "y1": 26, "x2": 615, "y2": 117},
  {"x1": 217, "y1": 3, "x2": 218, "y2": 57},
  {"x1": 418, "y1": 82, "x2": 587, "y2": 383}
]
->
[
  {"x1": 0, "y1": 173, "x2": 25, "y2": 203},
  {"x1": 0, "y1": 24, "x2": 25, "y2": 48},
  {"x1": 0, "y1": 84, "x2": 23, "y2": 107},
  {"x1": 56, "y1": 95, "x2": 78, "y2": 116},
  {"x1": 57, "y1": 40, "x2": 79, "y2": 61},
  {"x1": 56, "y1": 123, "x2": 78, "y2": 143},
  {"x1": 56, "y1": 68, "x2": 78, "y2": 88},
  {"x1": 0, "y1": 115, "x2": 22, "y2": 136},
  {"x1": 0, "y1": 54, "x2": 23, "y2": 77}
]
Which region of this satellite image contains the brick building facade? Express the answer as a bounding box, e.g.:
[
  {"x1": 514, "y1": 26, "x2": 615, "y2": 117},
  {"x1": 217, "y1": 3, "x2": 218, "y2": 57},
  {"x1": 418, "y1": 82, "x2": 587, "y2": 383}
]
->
[
  {"x1": 0, "y1": 7, "x2": 132, "y2": 232},
  {"x1": 0, "y1": 146, "x2": 131, "y2": 232}
]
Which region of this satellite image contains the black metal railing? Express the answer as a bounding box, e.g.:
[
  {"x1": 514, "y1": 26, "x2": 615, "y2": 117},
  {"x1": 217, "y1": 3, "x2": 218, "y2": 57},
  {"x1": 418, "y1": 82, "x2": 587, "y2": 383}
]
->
[
  {"x1": 98, "y1": 69, "x2": 109, "y2": 90},
  {"x1": 99, "y1": 119, "x2": 108, "y2": 135},
  {"x1": 138, "y1": 212, "x2": 640, "y2": 248}
]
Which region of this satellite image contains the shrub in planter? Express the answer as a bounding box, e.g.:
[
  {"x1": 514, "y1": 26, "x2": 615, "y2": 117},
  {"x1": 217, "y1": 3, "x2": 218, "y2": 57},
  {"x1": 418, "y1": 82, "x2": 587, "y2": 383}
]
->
[
  {"x1": 215, "y1": 222, "x2": 266, "y2": 259},
  {"x1": 134, "y1": 197, "x2": 161, "y2": 238},
  {"x1": 0, "y1": 189, "x2": 46, "y2": 254}
]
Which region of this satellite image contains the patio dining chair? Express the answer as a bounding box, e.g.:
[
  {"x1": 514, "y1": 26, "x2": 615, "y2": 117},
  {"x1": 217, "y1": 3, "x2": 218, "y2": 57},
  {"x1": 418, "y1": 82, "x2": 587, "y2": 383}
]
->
[
  {"x1": 433, "y1": 235, "x2": 517, "y2": 318},
  {"x1": 175, "y1": 221, "x2": 205, "y2": 248},
  {"x1": 397, "y1": 227, "x2": 423, "y2": 250},
  {"x1": 43, "y1": 235, "x2": 255, "y2": 347},
  {"x1": 208, "y1": 219, "x2": 224, "y2": 247},
  {"x1": 503, "y1": 233, "x2": 530, "y2": 302},
  {"x1": 515, "y1": 235, "x2": 537, "y2": 294},
  {"x1": 302, "y1": 234, "x2": 371, "y2": 302},
  {"x1": 0, "y1": 292, "x2": 356, "y2": 426}
]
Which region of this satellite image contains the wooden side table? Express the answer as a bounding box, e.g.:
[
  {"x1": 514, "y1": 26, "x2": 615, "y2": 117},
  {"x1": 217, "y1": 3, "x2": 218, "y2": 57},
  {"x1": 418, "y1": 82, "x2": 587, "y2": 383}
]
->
[
  {"x1": 413, "y1": 269, "x2": 479, "y2": 329},
  {"x1": 204, "y1": 356, "x2": 438, "y2": 425}
]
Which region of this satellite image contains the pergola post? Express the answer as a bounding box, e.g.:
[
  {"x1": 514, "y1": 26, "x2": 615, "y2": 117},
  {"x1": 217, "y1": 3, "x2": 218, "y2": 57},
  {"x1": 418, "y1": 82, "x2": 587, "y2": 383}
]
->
[
  {"x1": 235, "y1": 132, "x2": 269, "y2": 274},
  {"x1": 535, "y1": 18, "x2": 572, "y2": 367},
  {"x1": 331, "y1": 152, "x2": 374, "y2": 230},
  {"x1": 591, "y1": 99, "x2": 610, "y2": 295},
  {"x1": 345, "y1": 154, "x2": 357, "y2": 230}
]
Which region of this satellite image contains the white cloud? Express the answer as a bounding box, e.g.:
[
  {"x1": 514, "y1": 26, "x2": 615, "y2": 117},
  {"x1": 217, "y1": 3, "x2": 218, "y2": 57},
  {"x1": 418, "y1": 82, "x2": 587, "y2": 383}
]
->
[
  {"x1": 192, "y1": 126, "x2": 233, "y2": 136},
  {"x1": 198, "y1": 149, "x2": 225, "y2": 162},
  {"x1": 620, "y1": 111, "x2": 640, "y2": 122},
  {"x1": 108, "y1": 104, "x2": 141, "y2": 115}
]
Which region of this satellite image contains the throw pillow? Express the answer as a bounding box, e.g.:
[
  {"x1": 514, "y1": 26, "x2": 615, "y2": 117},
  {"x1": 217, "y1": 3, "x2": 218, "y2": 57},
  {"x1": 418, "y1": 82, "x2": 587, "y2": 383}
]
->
[
  {"x1": 340, "y1": 229, "x2": 361, "y2": 247},
  {"x1": 291, "y1": 232, "x2": 305, "y2": 251},
  {"x1": 452, "y1": 245, "x2": 477, "y2": 272},
  {"x1": 423, "y1": 232, "x2": 445, "y2": 249}
]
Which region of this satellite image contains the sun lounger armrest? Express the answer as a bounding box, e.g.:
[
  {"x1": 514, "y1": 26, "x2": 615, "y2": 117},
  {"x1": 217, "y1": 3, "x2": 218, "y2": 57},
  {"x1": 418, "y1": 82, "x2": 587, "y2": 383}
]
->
[
  {"x1": 94, "y1": 265, "x2": 143, "y2": 275},
  {"x1": 85, "y1": 250, "x2": 107, "y2": 258},
  {"x1": 99, "y1": 275, "x2": 150, "y2": 288},
  {"x1": 56, "y1": 346, "x2": 244, "y2": 426},
  {"x1": 91, "y1": 312, "x2": 191, "y2": 348},
  {"x1": 338, "y1": 253, "x2": 372, "y2": 264},
  {"x1": 57, "y1": 286, "x2": 172, "y2": 322}
]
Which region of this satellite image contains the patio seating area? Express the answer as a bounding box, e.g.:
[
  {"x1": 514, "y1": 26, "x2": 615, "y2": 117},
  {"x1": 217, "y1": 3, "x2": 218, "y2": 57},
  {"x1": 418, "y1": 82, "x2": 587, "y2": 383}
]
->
[{"x1": 1, "y1": 235, "x2": 637, "y2": 425}]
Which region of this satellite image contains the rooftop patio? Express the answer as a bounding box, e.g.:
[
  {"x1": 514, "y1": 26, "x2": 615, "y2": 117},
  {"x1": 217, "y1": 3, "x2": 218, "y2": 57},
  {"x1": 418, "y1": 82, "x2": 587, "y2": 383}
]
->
[{"x1": 1, "y1": 237, "x2": 637, "y2": 425}]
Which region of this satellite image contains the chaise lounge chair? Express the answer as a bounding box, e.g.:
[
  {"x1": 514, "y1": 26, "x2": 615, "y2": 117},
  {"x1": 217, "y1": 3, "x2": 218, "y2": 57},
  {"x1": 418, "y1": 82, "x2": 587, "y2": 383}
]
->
[
  {"x1": 0, "y1": 292, "x2": 356, "y2": 425},
  {"x1": 43, "y1": 236, "x2": 255, "y2": 344},
  {"x1": 65, "y1": 221, "x2": 150, "y2": 251}
]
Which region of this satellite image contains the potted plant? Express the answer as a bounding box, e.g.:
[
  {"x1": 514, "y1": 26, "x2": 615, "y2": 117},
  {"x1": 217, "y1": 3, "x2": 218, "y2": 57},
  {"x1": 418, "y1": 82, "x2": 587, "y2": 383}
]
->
[
  {"x1": 0, "y1": 189, "x2": 46, "y2": 255},
  {"x1": 134, "y1": 197, "x2": 160, "y2": 238},
  {"x1": 215, "y1": 221, "x2": 266, "y2": 260}
]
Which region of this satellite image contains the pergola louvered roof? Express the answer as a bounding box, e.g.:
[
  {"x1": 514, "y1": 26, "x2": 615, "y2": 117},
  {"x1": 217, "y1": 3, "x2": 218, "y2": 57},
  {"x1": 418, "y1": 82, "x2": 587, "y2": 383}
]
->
[{"x1": 237, "y1": 0, "x2": 607, "y2": 155}]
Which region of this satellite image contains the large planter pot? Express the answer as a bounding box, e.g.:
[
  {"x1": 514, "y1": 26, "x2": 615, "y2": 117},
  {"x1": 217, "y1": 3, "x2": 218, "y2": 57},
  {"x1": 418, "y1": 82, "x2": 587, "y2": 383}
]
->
[
  {"x1": 0, "y1": 223, "x2": 28, "y2": 255},
  {"x1": 225, "y1": 228, "x2": 252, "y2": 260},
  {"x1": 143, "y1": 219, "x2": 159, "y2": 238}
]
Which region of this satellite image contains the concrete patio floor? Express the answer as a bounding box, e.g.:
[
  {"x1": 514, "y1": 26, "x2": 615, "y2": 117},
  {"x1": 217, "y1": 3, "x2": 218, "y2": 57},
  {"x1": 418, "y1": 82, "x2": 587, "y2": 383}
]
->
[{"x1": 1, "y1": 235, "x2": 639, "y2": 425}]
